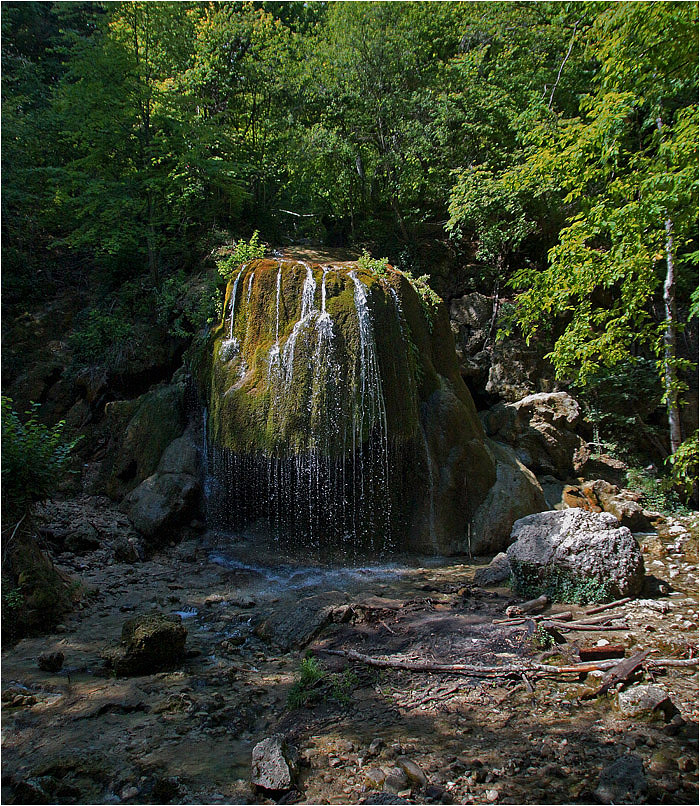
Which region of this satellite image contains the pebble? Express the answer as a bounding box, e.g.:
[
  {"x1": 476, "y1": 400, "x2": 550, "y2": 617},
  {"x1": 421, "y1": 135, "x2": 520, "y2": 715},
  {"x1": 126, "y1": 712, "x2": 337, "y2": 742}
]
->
[
  {"x1": 486, "y1": 789, "x2": 499, "y2": 802},
  {"x1": 120, "y1": 785, "x2": 139, "y2": 799}
]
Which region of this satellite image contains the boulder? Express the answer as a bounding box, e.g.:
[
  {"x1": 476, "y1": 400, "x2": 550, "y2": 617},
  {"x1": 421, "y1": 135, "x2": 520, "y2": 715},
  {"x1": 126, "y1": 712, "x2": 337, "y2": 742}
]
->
[
  {"x1": 617, "y1": 685, "x2": 677, "y2": 721},
  {"x1": 120, "y1": 432, "x2": 201, "y2": 540},
  {"x1": 507, "y1": 509, "x2": 645, "y2": 602},
  {"x1": 250, "y1": 734, "x2": 298, "y2": 792},
  {"x1": 470, "y1": 440, "x2": 547, "y2": 555},
  {"x1": 103, "y1": 611, "x2": 187, "y2": 676},
  {"x1": 486, "y1": 338, "x2": 558, "y2": 403},
  {"x1": 99, "y1": 383, "x2": 187, "y2": 500},
  {"x1": 595, "y1": 754, "x2": 647, "y2": 804},
  {"x1": 562, "y1": 480, "x2": 651, "y2": 532},
  {"x1": 573, "y1": 446, "x2": 628, "y2": 486},
  {"x1": 37, "y1": 651, "x2": 64, "y2": 673},
  {"x1": 473, "y1": 552, "x2": 511, "y2": 586},
  {"x1": 481, "y1": 392, "x2": 585, "y2": 478}
]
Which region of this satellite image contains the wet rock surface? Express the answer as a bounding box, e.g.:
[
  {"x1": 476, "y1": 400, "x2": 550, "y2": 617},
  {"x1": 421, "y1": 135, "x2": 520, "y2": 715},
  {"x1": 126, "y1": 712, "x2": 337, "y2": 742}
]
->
[{"x1": 2, "y1": 506, "x2": 698, "y2": 805}]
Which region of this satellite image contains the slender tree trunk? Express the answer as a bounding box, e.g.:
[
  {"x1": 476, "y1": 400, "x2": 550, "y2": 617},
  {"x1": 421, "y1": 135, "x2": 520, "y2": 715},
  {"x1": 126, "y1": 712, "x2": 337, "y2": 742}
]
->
[
  {"x1": 657, "y1": 117, "x2": 683, "y2": 453},
  {"x1": 662, "y1": 215, "x2": 682, "y2": 453}
]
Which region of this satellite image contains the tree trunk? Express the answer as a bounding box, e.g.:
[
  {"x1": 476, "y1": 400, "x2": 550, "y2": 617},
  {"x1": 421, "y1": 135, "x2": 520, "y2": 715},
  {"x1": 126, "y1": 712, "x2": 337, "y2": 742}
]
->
[{"x1": 657, "y1": 116, "x2": 683, "y2": 454}]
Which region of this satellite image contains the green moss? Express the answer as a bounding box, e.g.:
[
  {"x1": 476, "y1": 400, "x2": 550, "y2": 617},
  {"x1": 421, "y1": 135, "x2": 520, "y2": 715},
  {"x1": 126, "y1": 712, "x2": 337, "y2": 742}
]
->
[{"x1": 510, "y1": 562, "x2": 616, "y2": 604}]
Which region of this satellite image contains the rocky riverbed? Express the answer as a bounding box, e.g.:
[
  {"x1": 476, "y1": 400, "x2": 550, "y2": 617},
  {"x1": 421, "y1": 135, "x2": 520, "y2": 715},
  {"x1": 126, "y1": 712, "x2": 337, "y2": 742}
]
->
[{"x1": 1, "y1": 500, "x2": 698, "y2": 805}]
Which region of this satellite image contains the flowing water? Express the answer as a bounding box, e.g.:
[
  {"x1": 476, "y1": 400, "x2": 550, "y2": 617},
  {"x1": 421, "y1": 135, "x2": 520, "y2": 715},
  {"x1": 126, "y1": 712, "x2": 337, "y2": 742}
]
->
[{"x1": 206, "y1": 262, "x2": 404, "y2": 555}]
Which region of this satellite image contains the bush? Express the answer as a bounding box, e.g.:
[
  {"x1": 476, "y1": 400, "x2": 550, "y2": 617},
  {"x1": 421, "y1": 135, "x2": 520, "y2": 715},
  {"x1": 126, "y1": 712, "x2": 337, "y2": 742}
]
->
[
  {"x1": 667, "y1": 431, "x2": 699, "y2": 503},
  {"x1": 287, "y1": 654, "x2": 358, "y2": 709},
  {"x1": 357, "y1": 249, "x2": 389, "y2": 277},
  {"x1": 68, "y1": 308, "x2": 136, "y2": 369},
  {"x1": 626, "y1": 466, "x2": 691, "y2": 515},
  {"x1": 156, "y1": 270, "x2": 222, "y2": 339},
  {"x1": 1, "y1": 397, "x2": 81, "y2": 517},
  {"x1": 217, "y1": 231, "x2": 265, "y2": 281}
]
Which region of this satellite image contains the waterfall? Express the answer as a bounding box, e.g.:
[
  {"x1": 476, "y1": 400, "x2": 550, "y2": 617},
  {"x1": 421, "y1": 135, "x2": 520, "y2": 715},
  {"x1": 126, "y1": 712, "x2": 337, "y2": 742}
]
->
[
  {"x1": 268, "y1": 261, "x2": 283, "y2": 375},
  {"x1": 418, "y1": 416, "x2": 439, "y2": 552},
  {"x1": 282, "y1": 262, "x2": 317, "y2": 386},
  {"x1": 247, "y1": 270, "x2": 255, "y2": 303},
  {"x1": 228, "y1": 266, "x2": 246, "y2": 340}
]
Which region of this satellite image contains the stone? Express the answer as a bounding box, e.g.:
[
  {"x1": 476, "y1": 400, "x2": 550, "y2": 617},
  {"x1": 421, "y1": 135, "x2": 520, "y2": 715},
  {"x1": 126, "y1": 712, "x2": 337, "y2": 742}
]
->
[
  {"x1": 103, "y1": 611, "x2": 187, "y2": 676},
  {"x1": 579, "y1": 481, "x2": 651, "y2": 532},
  {"x1": 361, "y1": 795, "x2": 411, "y2": 805},
  {"x1": 573, "y1": 447, "x2": 628, "y2": 486},
  {"x1": 481, "y1": 392, "x2": 585, "y2": 477},
  {"x1": 507, "y1": 509, "x2": 645, "y2": 601},
  {"x1": 384, "y1": 768, "x2": 410, "y2": 794},
  {"x1": 65, "y1": 522, "x2": 101, "y2": 554},
  {"x1": 251, "y1": 734, "x2": 297, "y2": 791},
  {"x1": 121, "y1": 471, "x2": 199, "y2": 540},
  {"x1": 473, "y1": 552, "x2": 511, "y2": 586},
  {"x1": 595, "y1": 753, "x2": 648, "y2": 804},
  {"x1": 617, "y1": 685, "x2": 677, "y2": 721},
  {"x1": 397, "y1": 759, "x2": 428, "y2": 788},
  {"x1": 470, "y1": 440, "x2": 547, "y2": 555},
  {"x1": 253, "y1": 591, "x2": 345, "y2": 651},
  {"x1": 37, "y1": 651, "x2": 64, "y2": 673},
  {"x1": 364, "y1": 768, "x2": 387, "y2": 790},
  {"x1": 99, "y1": 383, "x2": 187, "y2": 500}
]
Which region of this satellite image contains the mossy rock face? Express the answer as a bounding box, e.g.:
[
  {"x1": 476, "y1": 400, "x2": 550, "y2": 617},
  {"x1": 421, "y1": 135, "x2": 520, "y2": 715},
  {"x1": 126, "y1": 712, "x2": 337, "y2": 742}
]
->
[
  {"x1": 99, "y1": 383, "x2": 187, "y2": 500},
  {"x1": 193, "y1": 259, "x2": 497, "y2": 553}
]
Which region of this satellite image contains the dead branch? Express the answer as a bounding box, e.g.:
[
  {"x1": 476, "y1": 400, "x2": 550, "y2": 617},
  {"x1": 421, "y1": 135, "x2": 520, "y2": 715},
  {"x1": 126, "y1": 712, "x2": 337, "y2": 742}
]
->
[
  {"x1": 581, "y1": 650, "x2": 652, "y2": 699},
  {"x1": 584, "y1": 597, "x2": 633, "y2": 615},
  {"x1": 320, "y1": 648, "x2": 698, "y2": 681},
  {"x1": 493, "y1": 611, "x2": 573, "y2": 626},
  {"x1": 578, "y1": 645, "x2": 626, "y2": 662},
  {"x1": 545, "y1": 621, "x2": 628, "y2": 632},
  {"x1": 505, "y1": 595, "x2": 549, "y2": 617}
]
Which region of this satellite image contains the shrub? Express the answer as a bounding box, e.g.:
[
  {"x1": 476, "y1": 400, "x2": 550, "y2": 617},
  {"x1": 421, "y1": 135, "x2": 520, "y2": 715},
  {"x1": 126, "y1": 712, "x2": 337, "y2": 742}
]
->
[
  {"x1": 401, "y1": 271, "x2": 442, "y2": 332},
  {"x1": 357, "y1": 249, "x2": 390, "y2": 277},
  {"x1": 68, "y1": 308, "x2": 136, "y2": 369},
  {"x1": 626, "y1": 466, "x2": 691, "y2": 515},
  {"x1": 287, "y1": 654, "x2": 358, "y2": 709},
  {"x1": 1, "y1": 397, "x2": 81, "y2": 517},
  {"x1": 217, "y1": 231, "x2": 265, "y2": 281},
  {"x1": 667, "y1": 431, "x2": 699, "y2": 502},
  {"x1": 156, "y1": 270, "x2": 222, "y2": 339},
  {"x1": 510, "y1": 563, "x2": 615, "y2": 604}
]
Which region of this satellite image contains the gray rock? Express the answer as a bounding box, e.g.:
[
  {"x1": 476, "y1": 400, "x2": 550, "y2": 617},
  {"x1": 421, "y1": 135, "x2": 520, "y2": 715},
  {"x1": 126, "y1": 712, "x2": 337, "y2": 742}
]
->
[
  {"x1": 481, "y1": 392, "x2": 585, "y2": 477},
  {"x1": 384, "y1": 767, "x2": 410, "y2": 794},
  {"x1": 473, "y1": 553, "x2": 511, "y2": 586},
  {"x1": 37, "y1": 651, "x2": 64, "y2": 672},
  {"x1": 121, "y1": 472, "x2": 199, "y2": 539},
  {"x1": 253, "y1": 592, "x2": 344, "y2": 651},
  {"x1": 507, "y1": 509, "x2": 645, "y2": 600},
  {"x1": 581, "y1": 481, "x2": 651, "y2": 532},
  {"x1": 361, "y1": 795, "x2": 411, "y2": 805},
  {"x1": 470, "y1": 440, "x2": 547, "y2": 555},
  {"x1": 251, "y1": 734, "x2": 297, "y2": 791},
  {"x1": 397, "y1": 758, "x2": 428, "y2": 788},
  {"x1": 157, "y1": 434, "x2": 200, "y2": 477},
  {"x1": 595, "y1": 753, "x2": 647, "y2": 804},
  {"x1": 65, "y1": 522, "x2": 101, "y2": 553},
  {"x1": 617, "y1": 685, "x2": 676, "y2": 720},
  {"x1": 103, "y1": 611, "x2": 187, "y2": 676}
]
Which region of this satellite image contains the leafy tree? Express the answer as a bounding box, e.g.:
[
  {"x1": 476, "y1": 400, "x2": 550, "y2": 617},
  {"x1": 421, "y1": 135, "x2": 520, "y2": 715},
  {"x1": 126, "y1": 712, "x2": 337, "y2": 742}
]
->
[{"x1": 504, "y1": 2, "x2": 698, "y2": 452}]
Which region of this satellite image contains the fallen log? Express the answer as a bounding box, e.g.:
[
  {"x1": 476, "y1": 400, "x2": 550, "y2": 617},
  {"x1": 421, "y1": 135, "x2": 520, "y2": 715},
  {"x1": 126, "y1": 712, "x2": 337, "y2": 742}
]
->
[
  {"x1": 493, "y1": 611, "x2": 573, "y2": 626},
  {"x1": 579, "y1": 645, "x2": 626, "y2": 662},
  {"x1": 505, "y1": 595, "x2": 549, "y2": 617},
  {"x1": 546, "y1": 621, "x2": 628, "y2": 632},
  {"x1": 584, "y1": 597, "x2": 632, "y2": 615},
  {"x1": 320, "y1": 648, "x2": 697, "y2": 679},
  {"x1": 581, "y1": 650, "x2": 652, "y2": 699}
]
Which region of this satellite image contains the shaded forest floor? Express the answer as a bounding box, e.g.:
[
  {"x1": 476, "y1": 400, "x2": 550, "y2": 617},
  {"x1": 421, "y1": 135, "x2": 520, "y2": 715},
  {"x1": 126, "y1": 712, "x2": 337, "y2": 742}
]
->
[{"x1": 1, "y1": 501, "x2": 698, "y2": 805}]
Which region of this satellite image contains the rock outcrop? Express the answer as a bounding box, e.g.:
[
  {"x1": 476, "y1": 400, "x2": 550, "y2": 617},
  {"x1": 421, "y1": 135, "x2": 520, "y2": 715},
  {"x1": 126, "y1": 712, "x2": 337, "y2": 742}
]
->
[
  {"x1": 564, "y1": 480, "x2": 651, "y2": 532},
  {"x1": 121, "y1": 432, "x2": 201, "y2": 540},
  {"x1": 193, "y1": 259, "x2": 516, "y2": 554},
  {"x1": 481, "y1": 391, "x2": 585, "y2": 478},
  {"x1": 507, "y1": 509, "x2": 645, "y2": 601}
]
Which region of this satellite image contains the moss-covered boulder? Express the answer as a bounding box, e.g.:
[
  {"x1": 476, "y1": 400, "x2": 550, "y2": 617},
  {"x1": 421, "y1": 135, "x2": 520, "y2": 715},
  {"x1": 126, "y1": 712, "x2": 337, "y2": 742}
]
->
[
  {"x1": 99, "y1": 382, "x2": 187, "y2": 500},
  {"x1": 192, "y1": 259, "x2": 502, "y2": 553},
  {"x1": 103, "y1": 611, "x2": 187, "y2": 676}
]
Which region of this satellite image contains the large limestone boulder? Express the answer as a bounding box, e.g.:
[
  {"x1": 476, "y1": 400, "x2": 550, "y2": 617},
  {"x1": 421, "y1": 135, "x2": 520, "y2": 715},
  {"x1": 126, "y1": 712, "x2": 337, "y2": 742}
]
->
[
  {"x1": 507, "y1": 509, "x2": 645, "y2": 601},
  {"x1": 99, "y1": 383, "x2": 187, "y2": 500},
  {"x1": 103, "y1": 611, "x2": 187, "y2": 676},
  {"x1": 481, "y1": 391, "x2": 585, "y2": 478},
  {"x1": 470, "y1": 440, "x2": 547, "y2": 555},
  {"x1": 121, "y1": 432, "x2": 200, "y2": 540},
  {"x1": 192, "y1": 259, "x2": 501, "y2": 554}
]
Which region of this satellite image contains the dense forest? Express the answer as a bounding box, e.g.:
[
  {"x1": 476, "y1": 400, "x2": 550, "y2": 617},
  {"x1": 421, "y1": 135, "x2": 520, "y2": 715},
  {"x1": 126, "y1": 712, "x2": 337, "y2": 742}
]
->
[{"x1": 2, "y1": 4, "x2": 699, "y2": 804}]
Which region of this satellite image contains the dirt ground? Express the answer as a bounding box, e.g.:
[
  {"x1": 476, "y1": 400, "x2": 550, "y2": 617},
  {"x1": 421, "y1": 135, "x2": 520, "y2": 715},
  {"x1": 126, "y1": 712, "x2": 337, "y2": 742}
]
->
[{"x1": 1, "y1": 504, "x2": 698, "y2": 805}]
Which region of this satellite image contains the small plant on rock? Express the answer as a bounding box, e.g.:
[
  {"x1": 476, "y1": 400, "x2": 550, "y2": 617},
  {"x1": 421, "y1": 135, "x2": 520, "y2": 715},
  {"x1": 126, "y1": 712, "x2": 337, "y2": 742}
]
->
[
  {"x1": 357, "y1": 249, "x2": 390, "y2": 277},
  {"x1": 287, "y1": 654, "x2": 358, "y2": 709},
  {"x1": 217, "y1": 231, "x2": 265, "y2": 281}
]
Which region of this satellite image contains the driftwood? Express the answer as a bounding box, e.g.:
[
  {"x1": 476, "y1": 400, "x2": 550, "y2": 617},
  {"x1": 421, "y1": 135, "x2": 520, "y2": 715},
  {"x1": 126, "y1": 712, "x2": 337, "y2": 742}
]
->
[
  {"x1": 322, "y1": 648, "x2": 698, "y2": 681},
  {"x1": 584, "y1": 597, "x2": 632, "y2": 615},
  {"x1": 581, "y1": 650, "x2": 652, "y2": 699},
  {"x1": 578, "y1": 645, "x2": 626, "y2": 662},
  {"x1": 494, "y1": 611, "x2": 573, "y2": 626},
  {"x1": 545, "y1": 621, "x2": 628, "y2": 632},
  {"x1": 505, "y1": 595, "x2": 549, "y2": 617}
]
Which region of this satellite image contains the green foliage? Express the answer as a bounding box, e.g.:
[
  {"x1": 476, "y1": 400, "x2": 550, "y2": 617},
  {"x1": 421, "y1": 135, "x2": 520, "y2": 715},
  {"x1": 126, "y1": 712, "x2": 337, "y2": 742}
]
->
[
  {"x1": 287, "y1": 654, "x2": 358, "y2": 709},
  {"x1": 510, "y1": 563, "x2": 615, "y2": 605},
  {"x1": 533, "y1": 625, "x2": 556, "y2": 651},
  {"x1": 217, "y1": 232, "x2": 265, "y2": 282},
  {"x1": 357, "y1": 250, "x2": 389, "y2": 277},
  {"x1": 666, "y1": 432, "x2": 699, "y2": 500},
  {"x1": 68, "y1": 309, "x2": 135, "y2": 369},
  {"x1": 1, "y1": 397, "x2": 81, "y2": 516},
  {"x1": 626, "y1": 466, "x2": 691, "y2": 516},
  {"x1": 156, "y1": 271, "x2": 222, "y2": 339},
  {"x1": 402, "y1": 271, "x2": 442, "y2": 331}
]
